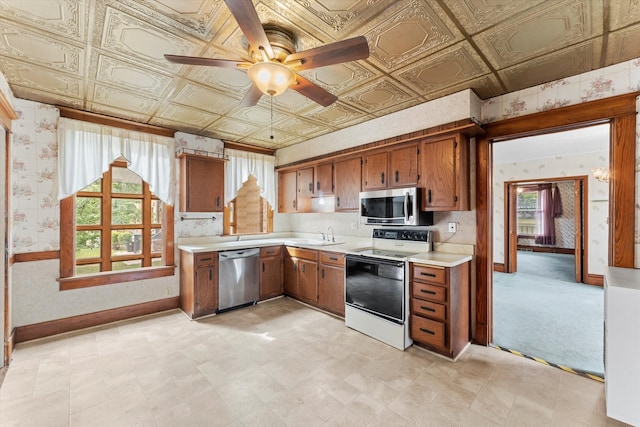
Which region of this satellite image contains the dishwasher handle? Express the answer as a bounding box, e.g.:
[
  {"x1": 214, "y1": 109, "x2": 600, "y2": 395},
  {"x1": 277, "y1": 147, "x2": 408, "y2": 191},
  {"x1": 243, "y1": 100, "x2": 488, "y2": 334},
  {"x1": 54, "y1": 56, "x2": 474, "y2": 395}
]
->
[{"x1": 219, "y1": 248, "x2": 260, "y2": 260}]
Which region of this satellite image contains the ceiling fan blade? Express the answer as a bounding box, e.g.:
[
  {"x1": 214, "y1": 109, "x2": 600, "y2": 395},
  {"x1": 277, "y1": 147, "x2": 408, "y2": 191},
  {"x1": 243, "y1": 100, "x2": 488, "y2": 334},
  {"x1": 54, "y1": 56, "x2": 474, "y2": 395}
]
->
[
  {"x1": 291, "y1": 75, "x2": 337, "y2": 107},
  {"x1": 164, "y1": 54, "x2": 248, "y2": 68},
  {"x1": 284, "y1": 36, "x2": 369, "y2": 71},
  {"x1": 239, "y1": 83, "x2": 263, "y2": 107},
  {"x1": 223, "y1": 0, "x2": 274, "y2": 60}
]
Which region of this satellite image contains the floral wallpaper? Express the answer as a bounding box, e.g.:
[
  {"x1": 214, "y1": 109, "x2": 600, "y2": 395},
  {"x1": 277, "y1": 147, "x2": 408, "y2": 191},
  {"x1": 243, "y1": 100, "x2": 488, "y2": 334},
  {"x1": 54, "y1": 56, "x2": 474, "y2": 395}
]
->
[{"x1": 482, "y1": 58, "x2": 640, "y2": 269}]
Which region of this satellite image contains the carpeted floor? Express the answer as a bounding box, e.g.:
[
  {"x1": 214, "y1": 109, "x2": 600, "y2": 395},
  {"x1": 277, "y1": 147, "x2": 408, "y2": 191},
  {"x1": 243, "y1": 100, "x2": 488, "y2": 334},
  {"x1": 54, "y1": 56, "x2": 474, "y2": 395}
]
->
[{"x1": 493, "y1": 251, "x2": 604, "y2": 376}]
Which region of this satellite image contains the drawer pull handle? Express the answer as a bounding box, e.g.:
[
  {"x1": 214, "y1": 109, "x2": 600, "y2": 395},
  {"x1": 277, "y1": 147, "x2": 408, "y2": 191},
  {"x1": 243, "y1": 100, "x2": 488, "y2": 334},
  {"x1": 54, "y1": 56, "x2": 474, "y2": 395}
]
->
[
  {"x1": 420, "y1": 272, "x2": 437, "y2": 277},
  {"x1": 419, "y1": 327, "x2": 435, "y2": 335},
  {"x1": 329, "y1": 257, "x2": 338, "y2": 261},
  {"x1": 200, "y1": 257, "x2": 212, "y2": 261},
  {"x1": 420, "y1": 289, "x2": 436, "y2": 295},
  {"x1": 420, "y1": 305, "x2": 435, "y2": 312}
]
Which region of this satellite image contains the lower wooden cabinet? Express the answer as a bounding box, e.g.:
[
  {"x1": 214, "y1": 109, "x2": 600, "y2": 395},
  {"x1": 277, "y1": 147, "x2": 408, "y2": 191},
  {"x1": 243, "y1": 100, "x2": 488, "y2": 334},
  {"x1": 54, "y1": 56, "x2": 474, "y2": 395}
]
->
[
  {"x1": 284, "y1": 247, "x2": 318, "y2": 304},
  {"x1": 318, "y1": 251, "x2": 345, "y2": 316},
  {"x1": 180, "y1": 251, "x2": 218, "y2": 319},
  {"x1": 259, "y1": 246, "x2": 283, "y2": 300},
  {"x1": 410, "y1": 261, "x2": 470, "y2": 359}
]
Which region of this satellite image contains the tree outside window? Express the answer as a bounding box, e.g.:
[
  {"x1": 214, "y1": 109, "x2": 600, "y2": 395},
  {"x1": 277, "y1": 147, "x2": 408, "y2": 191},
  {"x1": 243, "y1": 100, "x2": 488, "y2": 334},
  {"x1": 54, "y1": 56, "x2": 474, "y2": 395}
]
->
[{"x1": 516, "y1": 190, "x2": 538, "y2": 236}]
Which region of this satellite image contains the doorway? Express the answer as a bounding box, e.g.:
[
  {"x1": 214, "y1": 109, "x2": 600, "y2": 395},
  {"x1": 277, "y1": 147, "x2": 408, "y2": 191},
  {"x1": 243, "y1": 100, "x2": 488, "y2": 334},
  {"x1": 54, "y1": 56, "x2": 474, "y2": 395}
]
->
[{"x1": 503, "y1": 177, "x2": 586, "y2": 284}]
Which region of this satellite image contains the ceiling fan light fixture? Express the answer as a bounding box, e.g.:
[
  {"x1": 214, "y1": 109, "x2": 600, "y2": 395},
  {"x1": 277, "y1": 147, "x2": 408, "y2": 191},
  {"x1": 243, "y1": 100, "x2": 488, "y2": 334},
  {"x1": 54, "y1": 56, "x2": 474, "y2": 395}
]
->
[{"x1": 248, "y1": 61, "x2": 295, "y2": 96}]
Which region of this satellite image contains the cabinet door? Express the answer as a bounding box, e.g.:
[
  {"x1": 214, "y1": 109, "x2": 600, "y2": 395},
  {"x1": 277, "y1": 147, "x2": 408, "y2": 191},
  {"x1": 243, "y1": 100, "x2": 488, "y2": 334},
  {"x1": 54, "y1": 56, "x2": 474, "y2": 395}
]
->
[
  {"x1": 283, "y1": 256, "x2": 299, "y2": 297},
  {"x1": 260, "y1": 256, "x2": 283, "y2": 300},
  {"x1": 389, "y1": 143, "x2": 419, "y2": 187},
  {"x1": 194, "y1": 264, "x2": 217, "y2": 316},
  {"x1": 334, "y1": 157, "x2": 361, "y2": 211},
  {"x1": 363, "y1": 151, "x2": 388, "y2": 190},
  {"x1": 298, "y1": 259, "x2": 318, "y2": 304},
  {"x1": 319, "y1": 265, "x2": 345, "y2": 316},
  {"x1": 181, "y1": 155, "x2": 225, "y2": 212},
  {"x1": 315, "y1": 162, "x2": 334, "y2": 195},
  {"x1": 278, "y1": 170, "x2": 298, "y2": 213},
  {"x1": 421, "y1": 135, "x2": 469, "y2": 210},
  {"x1": 297, "y1": 167, "x2": 314, "y2": 197}
]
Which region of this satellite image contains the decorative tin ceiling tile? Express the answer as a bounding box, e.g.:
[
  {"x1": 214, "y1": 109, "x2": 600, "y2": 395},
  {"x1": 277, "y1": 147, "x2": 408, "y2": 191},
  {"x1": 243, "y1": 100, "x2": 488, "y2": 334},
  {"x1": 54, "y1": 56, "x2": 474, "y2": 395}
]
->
[
  {"x1": 498, "y1": 39, "x2": 602, "y2": 92},
  {"x1": 365, "y1": 0, "x2": 461, "y2": 71},
  {"x1": 426, "y1": 73, "x2": 504, "y2": 101},
  {"x1": 92, "y1": 83, "x2": 158, "y2": 114},
  {"x1": 368, "y1": 97, "x2": 427, "y2": 118},
  {"x1": 208, "y1": 117, "x2": 262, "y2": 137},
  {"x1": 99, "y1": 5, "x2": 200, "y2": 67},
  {"x1": 299, "y1": 61, "x2": 376, "y2": 95},
  {"x1": 306, "y1": 102, "x2": 365, "y2": 126},
  {"x1": 12, "y1": 86, "x2": 83, "y2": 110},
  {"x1": 444, "y1": 0, "x2": 546, "y2": 35},
  {"x1": 474, "y1": 0, "x2": 603, "y2": 69},
  {"x1": 148, "y1": 116, "x2": 202, "y2": 134},
  {"x1": 155, "y1": 103, "x2": 219, "y2": 128},
  {"x1": 171, "y1": 82, "x2": 238, "y2": 115},
  {"x1": 271, "y1": 90, "x2": 317, "y2": 113},
  {"x1": 0, "y1": 59, "x2": 83, "y2": 98},
  {"x1": 94, "y1": 54, "x2": 173, "y2": 96},
  {"x1": 87, "y1": 102, "x2": 152, "y2": 123},
  {"x1": 115, "y1": 0, "x2": 225, "y2": 40},
  {"x1": 273, "y1": 115, "x2": 328, "y2": 137},
  {"x1": 0, "y1": 22, "x2": 84, "y2": 74},
  {"x1": 606, "y1": 24, "x2": 640, "y2": 65},
  {"x1": 0, "y1": 0, "x2": 87, "y2": 41},
  {"x1": 397, "y1": 42, "x2": 489, "y2": 95},
  {"x1": 342, "y1": 79, "x2": 414, "y2": 112},
  {"x1": 227, "y1": 104, "x2": 287, "y2": 127},
  {"x1": 242, "y1": 127, "x2": 300, "y2": 147},
  {"x1": 609, "y1": 0, "x2": 640, "y2": 31},
  {"x1": 189, "y1": 62, "x2": 252, "y2": 97}
]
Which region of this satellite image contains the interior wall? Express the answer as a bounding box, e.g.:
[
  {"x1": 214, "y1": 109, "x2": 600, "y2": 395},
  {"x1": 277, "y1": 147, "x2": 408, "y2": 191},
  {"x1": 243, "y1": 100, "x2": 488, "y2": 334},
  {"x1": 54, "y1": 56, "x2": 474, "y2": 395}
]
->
[
  {"x1": 493, "y1": 151, "x2": 609, "y2": 275},
  {"x1": 0, "y1": 126, "x2": 5, "y2": 367}
]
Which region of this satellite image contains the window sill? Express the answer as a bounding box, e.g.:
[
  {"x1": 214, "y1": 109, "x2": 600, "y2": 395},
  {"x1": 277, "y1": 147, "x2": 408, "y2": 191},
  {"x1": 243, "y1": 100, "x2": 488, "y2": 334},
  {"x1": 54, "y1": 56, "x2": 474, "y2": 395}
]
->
[{"x1": 59, "y1": 265, "x2": 176, "y2": 291}]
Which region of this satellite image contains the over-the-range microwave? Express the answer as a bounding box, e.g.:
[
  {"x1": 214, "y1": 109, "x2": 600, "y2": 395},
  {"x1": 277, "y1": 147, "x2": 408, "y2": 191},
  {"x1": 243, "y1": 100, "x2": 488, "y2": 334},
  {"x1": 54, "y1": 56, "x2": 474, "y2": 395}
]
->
[{"x1": 359, "y1": 187, "x2": 434, "y2": 226}]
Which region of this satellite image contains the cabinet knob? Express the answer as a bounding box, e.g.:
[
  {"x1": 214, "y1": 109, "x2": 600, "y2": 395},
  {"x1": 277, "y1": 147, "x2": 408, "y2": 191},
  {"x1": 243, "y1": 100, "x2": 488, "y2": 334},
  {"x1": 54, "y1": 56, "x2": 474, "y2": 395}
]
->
[
  {"x1": 317, "y1": 182, "x2": 320, "y2": 191},
  {"x1": 427, "y1": 189, "x2": 432, "y2": 204},
  {"x1": 308, "y1": 183, "x2": 313, "y2": 192},
  {"x1": 381, "y1": 172, "x2": 385, "y2": 184},
  {"x1": 336, "y1": 197, "x2": 340, "y2": 207}
]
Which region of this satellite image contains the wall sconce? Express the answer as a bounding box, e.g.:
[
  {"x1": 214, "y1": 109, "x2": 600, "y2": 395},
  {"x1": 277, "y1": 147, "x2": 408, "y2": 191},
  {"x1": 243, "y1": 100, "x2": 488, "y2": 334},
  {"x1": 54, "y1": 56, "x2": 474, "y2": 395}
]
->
[{"x1": 592, "y1": 167, "x2": 610, "y2": 182}]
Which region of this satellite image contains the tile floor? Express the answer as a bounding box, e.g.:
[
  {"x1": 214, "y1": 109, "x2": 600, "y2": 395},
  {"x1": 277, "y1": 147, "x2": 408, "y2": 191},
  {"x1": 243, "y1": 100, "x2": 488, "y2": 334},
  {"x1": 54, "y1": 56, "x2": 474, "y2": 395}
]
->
[{"x1": 0, "y1": 298, "x2": 627, "y2": 426}]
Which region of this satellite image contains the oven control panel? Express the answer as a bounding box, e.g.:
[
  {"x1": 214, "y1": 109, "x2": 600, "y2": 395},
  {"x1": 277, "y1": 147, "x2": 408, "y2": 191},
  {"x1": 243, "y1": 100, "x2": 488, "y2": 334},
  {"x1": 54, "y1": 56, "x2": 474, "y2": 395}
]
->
[{"x1": 372, "y1": 228, "x2": 431, "y2": 242}]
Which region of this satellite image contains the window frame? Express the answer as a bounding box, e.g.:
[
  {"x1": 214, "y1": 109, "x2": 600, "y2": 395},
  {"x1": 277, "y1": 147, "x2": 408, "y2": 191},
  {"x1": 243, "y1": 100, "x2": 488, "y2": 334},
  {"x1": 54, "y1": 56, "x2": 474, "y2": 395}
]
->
[
  {"x1": 516, "y1": 189, "x2": 538, "y2": 238},
  {"x1": 59, "y1": 161, "x2": 174, "y2": 290}
]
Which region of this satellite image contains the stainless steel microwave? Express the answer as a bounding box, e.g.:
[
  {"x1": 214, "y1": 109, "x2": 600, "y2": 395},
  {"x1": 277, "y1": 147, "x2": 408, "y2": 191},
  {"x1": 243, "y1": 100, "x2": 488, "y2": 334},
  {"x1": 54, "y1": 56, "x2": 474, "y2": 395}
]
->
[{"x1": 359, "y1": 187, "x2": 433, "y2": 226}]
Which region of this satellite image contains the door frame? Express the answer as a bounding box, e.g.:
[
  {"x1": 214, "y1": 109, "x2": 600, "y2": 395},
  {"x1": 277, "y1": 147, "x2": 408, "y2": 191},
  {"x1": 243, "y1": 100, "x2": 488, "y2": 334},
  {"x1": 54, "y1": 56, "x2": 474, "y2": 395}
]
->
[
  {"x1": 475, "y1": 92, "x2": 637, "y2": 346},
  {"x1": 503, "y1": 176, "x2": 588, "y2": 284}
]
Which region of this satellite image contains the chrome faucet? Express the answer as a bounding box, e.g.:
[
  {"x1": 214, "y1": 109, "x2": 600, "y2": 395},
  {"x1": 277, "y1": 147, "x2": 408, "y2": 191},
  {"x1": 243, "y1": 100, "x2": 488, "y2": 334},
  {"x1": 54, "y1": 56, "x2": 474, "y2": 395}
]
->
[
  {"x1": 327, "y1": 226, "x2": 335, "y2": 242},
  {"x1": 320, "y1": 231, "x2": 326, "y2": 241}
]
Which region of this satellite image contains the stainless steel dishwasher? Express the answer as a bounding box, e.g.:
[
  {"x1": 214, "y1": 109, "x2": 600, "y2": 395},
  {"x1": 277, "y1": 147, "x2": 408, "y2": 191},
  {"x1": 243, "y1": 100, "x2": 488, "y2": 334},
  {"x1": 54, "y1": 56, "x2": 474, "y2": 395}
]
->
[{"x1": 218, "y1": 248, "x2": 260, "y2": 311}]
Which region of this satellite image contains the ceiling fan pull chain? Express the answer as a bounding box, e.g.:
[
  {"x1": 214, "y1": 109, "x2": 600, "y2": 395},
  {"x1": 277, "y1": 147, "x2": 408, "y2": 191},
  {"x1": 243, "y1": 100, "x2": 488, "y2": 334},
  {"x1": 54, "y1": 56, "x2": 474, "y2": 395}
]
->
[{"x1": 270, "y1": 95, "x2": 274, "y2": 140}]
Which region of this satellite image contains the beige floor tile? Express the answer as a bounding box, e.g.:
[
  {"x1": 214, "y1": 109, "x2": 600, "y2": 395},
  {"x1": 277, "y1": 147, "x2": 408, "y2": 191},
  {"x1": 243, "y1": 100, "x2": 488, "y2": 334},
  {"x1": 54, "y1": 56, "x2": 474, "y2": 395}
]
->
[
  {"x1": 239, "y1": 404, "x2": 287, "y2": 426},
  {"x1": 471, "y1": 383, "x2": 517, "y2": 424}
]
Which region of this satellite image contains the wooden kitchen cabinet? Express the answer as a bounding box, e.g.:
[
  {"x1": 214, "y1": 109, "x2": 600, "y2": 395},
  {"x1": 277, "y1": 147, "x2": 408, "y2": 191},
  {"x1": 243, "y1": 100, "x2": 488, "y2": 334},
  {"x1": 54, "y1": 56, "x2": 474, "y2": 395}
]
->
[
  {"x1": 178, "y1": 153, "x2": 225, "y2": 212},
  {"x1": 334, "y1": 156, "x2": 361, "y2": 211},
  {"x1": 284, "y1": 247, "x2": 318, "y2": 304},
  {"x1": 278, "y1": 170, "x2": 297, "y2": 213},
  {"x1": 410, "y1": 262, "x2": 470, "y2": 359},
  {"x1": 259, "y1": 246, "x2": 283, "y2": 300},
  {"x1": 297, "y1": 167, "x2": 314, "y2": 197},
  {"x1": 318, "y1": 251, "x2": 345, "y2": 316},
  {"x1": 180, "y1": 251, "x2": 218, "y2": 319},
  {"x1": 420, "y1": 134, "x2": 469, "y2": 211},
  {"x1": 315, "y1": 162, "x2": 334, "y2": 195},
  {"x1": 363, "y1": 144, "x2": 418, "y2": 190}
]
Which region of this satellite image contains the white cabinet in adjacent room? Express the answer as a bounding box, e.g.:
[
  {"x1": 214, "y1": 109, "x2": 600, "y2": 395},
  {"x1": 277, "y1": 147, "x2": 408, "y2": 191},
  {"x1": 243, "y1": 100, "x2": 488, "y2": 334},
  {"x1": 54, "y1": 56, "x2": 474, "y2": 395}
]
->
[{"x1": 604, "y1": 266, "x2": 640, "y2": 426}]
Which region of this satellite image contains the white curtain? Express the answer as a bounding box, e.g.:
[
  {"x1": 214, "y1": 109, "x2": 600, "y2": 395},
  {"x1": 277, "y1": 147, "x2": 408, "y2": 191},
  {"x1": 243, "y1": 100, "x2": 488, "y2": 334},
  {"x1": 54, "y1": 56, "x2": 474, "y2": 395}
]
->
[
  {"x1": 57, "y1": 117, "x2": 175, "y2": 204},
  {"x1": 224, "y1": 148, "x2": 275, "y2": 208}
]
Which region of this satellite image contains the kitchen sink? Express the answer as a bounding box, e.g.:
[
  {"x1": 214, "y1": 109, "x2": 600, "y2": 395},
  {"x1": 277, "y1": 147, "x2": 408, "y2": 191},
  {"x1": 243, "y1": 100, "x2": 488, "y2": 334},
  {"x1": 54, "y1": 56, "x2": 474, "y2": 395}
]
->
[{"x1": 284, "y1": 238, "x2": 344, "y2": 246}]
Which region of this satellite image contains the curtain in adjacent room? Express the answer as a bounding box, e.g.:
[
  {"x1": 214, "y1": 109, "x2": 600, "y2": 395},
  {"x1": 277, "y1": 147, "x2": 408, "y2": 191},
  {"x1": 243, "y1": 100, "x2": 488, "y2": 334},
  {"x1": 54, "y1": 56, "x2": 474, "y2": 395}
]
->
[
  {"x1": 224, "y1": 148, "x2": 275, "y2": 208},
  {"x1": 534, "y1": 183, "x2": 556, "y2": 245},
  {"x1": 56, "y1": 117, "x2": 175, "y2": 204}
]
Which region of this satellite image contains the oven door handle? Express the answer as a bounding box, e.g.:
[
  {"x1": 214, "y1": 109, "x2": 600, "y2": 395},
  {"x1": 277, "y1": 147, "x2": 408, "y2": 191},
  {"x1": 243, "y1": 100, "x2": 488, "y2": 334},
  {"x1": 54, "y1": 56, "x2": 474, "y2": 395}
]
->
[
  {"x1": 404, "y1": 191, "x2": 409, "y2": 222},
  {"x1": 345, "y1": 254, "x2": 405, "y2": 268}
]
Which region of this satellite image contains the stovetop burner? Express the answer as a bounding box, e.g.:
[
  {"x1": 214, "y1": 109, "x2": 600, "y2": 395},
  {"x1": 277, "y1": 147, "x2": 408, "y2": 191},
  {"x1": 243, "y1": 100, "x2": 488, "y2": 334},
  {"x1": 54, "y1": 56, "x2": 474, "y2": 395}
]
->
[{"x1": 349, "y1": 248, "x2": 419, "y2": 261}]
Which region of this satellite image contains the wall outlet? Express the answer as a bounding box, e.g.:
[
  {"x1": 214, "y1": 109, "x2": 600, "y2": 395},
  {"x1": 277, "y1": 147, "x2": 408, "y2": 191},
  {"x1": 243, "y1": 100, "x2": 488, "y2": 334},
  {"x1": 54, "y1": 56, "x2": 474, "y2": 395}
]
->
[
  {"x1": 165, "y1": 288, "x2": 172, "y2": 296},
  {"x1": 350, "y1": 222, "x2": 358, "y2": 230},
  {"x1": 448, "y1": 222, "x2": 457, "y2": 233}
]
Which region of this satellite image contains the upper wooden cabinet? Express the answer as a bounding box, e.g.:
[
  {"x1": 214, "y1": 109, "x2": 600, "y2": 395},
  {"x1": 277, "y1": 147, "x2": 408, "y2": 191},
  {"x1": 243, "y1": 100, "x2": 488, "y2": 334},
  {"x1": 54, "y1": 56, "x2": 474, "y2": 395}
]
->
[
  {"x1": 179, "y1": 154, "x2": 225, "y2": 212},
  {"x1": 363, "y1": 144, "x2": 418, "y2": 190},
  {"x1": 315, "y1": 162, "x2": 334, "y2": 195},
  {"x1": 297, "y1": 167, "x2": 314, "y2": 197},
  {"x1": 420, "y1": 134, "x2": 469, "y2": 211},
  {"x1": 334, "y1": 157, "x2": 361, "y2": 211},
  {"x1": 278, "y1": 170, "x2": 311, "y2": 213}
]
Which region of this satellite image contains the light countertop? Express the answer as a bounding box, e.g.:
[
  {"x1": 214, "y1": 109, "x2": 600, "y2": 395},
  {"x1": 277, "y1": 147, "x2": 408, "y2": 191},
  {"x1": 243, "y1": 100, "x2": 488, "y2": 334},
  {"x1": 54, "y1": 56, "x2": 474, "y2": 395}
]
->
[{"x1": 408, "y1": 252, "x2": 472, "y2": 267}]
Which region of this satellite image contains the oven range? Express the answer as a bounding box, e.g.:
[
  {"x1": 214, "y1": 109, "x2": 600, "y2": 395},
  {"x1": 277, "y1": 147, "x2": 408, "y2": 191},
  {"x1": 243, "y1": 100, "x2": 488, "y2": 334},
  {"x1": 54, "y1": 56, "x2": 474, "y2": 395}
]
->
[{"x1": 344, "y1": 228, "x2": 431, "y2": 350}]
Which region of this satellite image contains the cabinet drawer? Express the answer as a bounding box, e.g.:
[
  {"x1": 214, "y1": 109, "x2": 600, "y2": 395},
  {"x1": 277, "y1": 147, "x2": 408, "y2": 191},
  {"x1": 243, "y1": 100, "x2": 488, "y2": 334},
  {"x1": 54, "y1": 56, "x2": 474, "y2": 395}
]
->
[
  {"x1": 412, "y1": 282, "x2": 446, "y2": 303},
  {"x1": 412, "y1": 298, "x2": 446, "y2": 321},
  {"x1": 260, "y1": 246, "x2": 282, "y2": 257},
  {"x1": 286, "y1": 247, "x2": 318, "y2": 261},
  {"x1": 195, "y1": 253, "x2": 216, "y2": 267},
  {"x1": 320, "y1": 251, "x2": 344, "y2": 267},
  {"x1": 413, "y1": 264, "x2": 446, "y2": 285},
  {"x1": 411, "y1": 315, "x2": 445, "y2": 348}
]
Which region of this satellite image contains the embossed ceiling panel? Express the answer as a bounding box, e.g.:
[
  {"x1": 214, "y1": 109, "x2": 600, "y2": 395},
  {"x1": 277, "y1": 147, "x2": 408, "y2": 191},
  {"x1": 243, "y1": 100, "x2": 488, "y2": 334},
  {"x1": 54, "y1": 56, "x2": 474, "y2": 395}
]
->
[{"x1": 0, "y1": 0, "x2": 638, "y2": 150}]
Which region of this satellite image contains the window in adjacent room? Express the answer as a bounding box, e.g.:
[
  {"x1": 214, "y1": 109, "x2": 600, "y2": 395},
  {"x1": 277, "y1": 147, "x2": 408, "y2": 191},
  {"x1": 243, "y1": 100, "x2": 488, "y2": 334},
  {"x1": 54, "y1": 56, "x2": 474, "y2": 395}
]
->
[{"x1": 516, "y1": 188, "x2": 538, "y2": 237}]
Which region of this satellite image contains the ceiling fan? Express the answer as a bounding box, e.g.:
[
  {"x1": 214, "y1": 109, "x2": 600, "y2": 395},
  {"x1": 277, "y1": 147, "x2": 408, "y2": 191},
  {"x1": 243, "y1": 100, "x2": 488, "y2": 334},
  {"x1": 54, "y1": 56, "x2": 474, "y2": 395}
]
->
[{"x1": 164, "y1": 0, "x2": 370, "y2": 108}]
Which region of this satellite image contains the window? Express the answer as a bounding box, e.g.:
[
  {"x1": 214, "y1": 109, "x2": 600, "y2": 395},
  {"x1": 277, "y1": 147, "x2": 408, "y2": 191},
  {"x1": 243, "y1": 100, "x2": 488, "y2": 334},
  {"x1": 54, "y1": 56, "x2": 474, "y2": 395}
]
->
[
  {"x1": 516, "y1": 189, "x2": 537, "y2": 236},
  {"x1": 60, "y1": 161, "x2": 174, "y2": 289}
]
